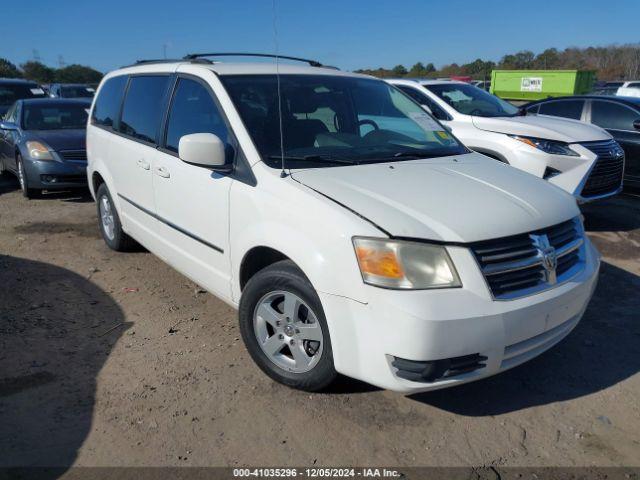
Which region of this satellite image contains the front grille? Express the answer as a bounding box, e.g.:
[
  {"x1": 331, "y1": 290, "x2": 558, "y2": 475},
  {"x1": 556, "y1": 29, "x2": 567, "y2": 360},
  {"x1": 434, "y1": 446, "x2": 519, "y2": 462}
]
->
[
  {"x1": 580, "y1": 140, "x2": 624, "y2": 198},
  {"x1": 59, "y1": 149, "x2": 87, "y2": 161},
  {"x1": 471, "y1": 218, "x2": 585, "y2": 300}
]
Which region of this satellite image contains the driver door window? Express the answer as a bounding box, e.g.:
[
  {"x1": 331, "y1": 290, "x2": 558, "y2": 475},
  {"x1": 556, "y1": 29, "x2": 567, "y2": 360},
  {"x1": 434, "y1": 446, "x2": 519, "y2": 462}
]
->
[{"x1": 164, "y1": 78, "x2": 230, "y2": 155}]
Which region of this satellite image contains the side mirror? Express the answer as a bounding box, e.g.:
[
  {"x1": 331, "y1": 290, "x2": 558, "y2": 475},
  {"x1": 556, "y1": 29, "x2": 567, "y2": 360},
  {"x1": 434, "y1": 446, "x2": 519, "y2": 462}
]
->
[
  {"x1": 178, "y1": 133, "x2": 229, "y2": 170},
  {"x1": 420, "y1": 104, "x2": 433, "y2": 115},
  {"x1": 634, "y1": 119, "x2": 640, "y2": 131},
  {"x1": 0, "y1": 121, "x2": 17, "y2": 130}
]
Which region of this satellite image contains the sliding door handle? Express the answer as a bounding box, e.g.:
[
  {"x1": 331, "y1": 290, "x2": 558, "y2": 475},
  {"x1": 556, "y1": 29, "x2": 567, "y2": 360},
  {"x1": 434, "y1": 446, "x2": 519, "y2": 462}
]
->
[
  {"x1": 155, "y1": 166, "x2": 170, "y2": 178},
  {"x1": 136, "y1": 158, "x2": 150, "y2": 170}
]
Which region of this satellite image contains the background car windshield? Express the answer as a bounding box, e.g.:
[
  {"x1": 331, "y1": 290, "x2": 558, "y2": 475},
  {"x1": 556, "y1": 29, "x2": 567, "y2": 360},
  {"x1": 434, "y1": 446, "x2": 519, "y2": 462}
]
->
[
  {"x1": 425, "y1": 83, "x2": 519, "y2": 117},
  {"x1": 23, "y1": 104, "x2": 89, "y2": 130},
  {"x1": 61, "y1": 86, "x2": 95, "y2": 98},
  {"x1": 221, "y1": 74, "x2": 466, "y2": 167},
  {"x1": 0, "y1": 84, "x2": 47, "y2": 107}
]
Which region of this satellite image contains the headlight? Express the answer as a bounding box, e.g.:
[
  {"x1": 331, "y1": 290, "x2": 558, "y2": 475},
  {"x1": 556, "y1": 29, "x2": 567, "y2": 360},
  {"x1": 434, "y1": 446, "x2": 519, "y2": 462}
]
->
[
  {"x1": 26, "y1": 141, "x2": 54, "y2": 160},
  {"x1": 510, "y1": 135, "x2": 579, "y2": 156},
  {"x1": 353, "y1": 237, "x2": 461, "y2": 289}
]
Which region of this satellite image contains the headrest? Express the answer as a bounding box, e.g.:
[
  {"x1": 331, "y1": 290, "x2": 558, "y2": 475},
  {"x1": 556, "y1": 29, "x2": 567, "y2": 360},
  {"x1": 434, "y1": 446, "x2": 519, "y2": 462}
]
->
[{"x1": 286, "y1": 89, "x2": 318, "y2": 114}]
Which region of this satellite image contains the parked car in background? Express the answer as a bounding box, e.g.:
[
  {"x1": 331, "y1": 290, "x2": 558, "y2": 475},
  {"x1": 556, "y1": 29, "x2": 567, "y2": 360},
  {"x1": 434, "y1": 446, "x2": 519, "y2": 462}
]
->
[
  {"x1": 471, "y1": 80, "x2": 491, "y2": 91},
  {"x1": 48, "y1": 83, "x2": 96, "y2": 99},
  {"x1": 388, "y1": 79, "x2": 623, "y2": 202},
  {"x1": 86, "y1": 55, "x2": 600, "y2": 394},
  {"x1": 0, "y1": 78, "x2": 47, "y2": 117},
  {"x1": 0, "y1": 98, "x2": 90, "y2": 198},
  {"x1": 525, "y1": 95, "x2": 640, "y2": 190}
]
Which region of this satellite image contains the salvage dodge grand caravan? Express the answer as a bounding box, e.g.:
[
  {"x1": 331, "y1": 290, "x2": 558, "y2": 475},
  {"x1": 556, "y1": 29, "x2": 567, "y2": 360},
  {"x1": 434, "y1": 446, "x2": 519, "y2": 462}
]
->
[{"x1": 86, "y1": 54, "x2": 600, "y2": 393}]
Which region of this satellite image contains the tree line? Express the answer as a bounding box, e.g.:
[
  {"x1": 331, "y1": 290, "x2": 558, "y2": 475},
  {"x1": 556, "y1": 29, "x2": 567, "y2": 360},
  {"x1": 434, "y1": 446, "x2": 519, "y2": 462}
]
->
[
  {"x1": 0, "y1": 58, "x2": 102, "y2": 84},
  {"x1": 354, "y1": 43, "x2": 640, "y2": 81}
]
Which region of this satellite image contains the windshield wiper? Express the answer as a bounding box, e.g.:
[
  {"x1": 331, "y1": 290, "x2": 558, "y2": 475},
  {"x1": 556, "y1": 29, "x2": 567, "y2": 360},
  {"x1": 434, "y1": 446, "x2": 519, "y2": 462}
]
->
[{"x1": 267, "y1": 154, "x2": 358, "y2": 165}]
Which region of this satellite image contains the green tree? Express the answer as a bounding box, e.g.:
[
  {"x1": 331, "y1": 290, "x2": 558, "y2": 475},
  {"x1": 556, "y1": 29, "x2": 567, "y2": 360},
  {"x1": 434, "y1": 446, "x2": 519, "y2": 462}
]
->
[
  {"x1": 391, "y1": 64, "x2": 408, "y2": 76},
  {"x1": 425, "y1": 63, "x2": 436, "y2": 73},
  {"x1": 54, "y1": 64, "x2": 103, "y2": 84},
  {"x1": 408, "y1": 62, "x2": 426, "y2": 77},
  {"x1": 21, "y1": 61, "x2": 55, "y2": 83},
  {"x1": 534, "y1": 48, "x2": 560, "y2": 69},
  {"x1": 0, "y1": 58, "x2": 22, "y2": 78}
]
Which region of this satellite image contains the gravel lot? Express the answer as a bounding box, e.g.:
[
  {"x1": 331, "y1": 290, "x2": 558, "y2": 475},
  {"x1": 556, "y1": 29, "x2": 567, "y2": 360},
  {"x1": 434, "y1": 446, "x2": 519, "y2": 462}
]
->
[{"x1": 1, "y1": 175, "x2": 639, "y2": 471}]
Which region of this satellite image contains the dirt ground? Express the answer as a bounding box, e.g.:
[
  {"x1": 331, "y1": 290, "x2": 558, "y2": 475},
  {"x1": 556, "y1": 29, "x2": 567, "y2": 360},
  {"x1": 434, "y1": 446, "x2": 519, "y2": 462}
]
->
[{"x1": 1, "y1": 174, "x2": 639, "y2": 471}]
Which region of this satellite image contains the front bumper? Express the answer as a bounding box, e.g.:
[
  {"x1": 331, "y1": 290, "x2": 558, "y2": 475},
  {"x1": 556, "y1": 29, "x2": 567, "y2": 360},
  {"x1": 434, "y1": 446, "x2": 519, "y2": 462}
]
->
[
  {"x1": 505, "y1": 140, "x2": 621, "y2": 203},
  {"x1": 321, "y1": 238, "x2": 600, "y2": 394},
  {"x1": 22, "y1": 158, "x2": 88, "y2": 189}
]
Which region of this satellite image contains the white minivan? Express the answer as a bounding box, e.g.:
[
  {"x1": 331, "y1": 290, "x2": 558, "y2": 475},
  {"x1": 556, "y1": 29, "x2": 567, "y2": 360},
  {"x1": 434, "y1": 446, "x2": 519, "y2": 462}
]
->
[{"x1": 87, "y1": 55, "x2": 600, "y2": 394}]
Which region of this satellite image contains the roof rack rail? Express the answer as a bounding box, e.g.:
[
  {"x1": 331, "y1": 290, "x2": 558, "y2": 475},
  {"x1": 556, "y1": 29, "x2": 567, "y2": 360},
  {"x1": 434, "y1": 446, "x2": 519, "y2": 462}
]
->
[
  {"x1": 120, "y1": 58, "x2": 213, "y2": 68},
  {"x1": 183, "y1": 52, "x2": 324, "y2": 67}
]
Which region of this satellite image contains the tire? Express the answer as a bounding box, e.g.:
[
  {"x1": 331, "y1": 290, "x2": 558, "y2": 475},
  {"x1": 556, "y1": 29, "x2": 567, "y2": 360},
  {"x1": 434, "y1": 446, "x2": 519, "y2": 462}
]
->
[
  {"x1": 96, "y1": 183, "x2": 138, "y2": 252},
  {"x1": 16, "y1": 154, "x2": 41, "y2": 199},
  {"x1": 239, "y1": 260, "x2": 337, "y2": 391}
]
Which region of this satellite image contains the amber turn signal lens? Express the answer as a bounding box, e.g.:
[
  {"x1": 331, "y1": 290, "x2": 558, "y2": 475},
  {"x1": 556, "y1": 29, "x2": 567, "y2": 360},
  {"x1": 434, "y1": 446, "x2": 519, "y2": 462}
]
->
[{"x1": 355, "y1": 246, "x2": 404, "y2": 279}]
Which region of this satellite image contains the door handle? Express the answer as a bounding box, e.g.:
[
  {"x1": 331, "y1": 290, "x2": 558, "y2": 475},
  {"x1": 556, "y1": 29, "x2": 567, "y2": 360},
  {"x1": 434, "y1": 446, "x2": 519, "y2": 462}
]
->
[
  {"x1": 155, "y1": 166, "x2": 170, "y2": 178},
  {"x1": 137, "y1": 158, "x2": 150, "y2": 170}
]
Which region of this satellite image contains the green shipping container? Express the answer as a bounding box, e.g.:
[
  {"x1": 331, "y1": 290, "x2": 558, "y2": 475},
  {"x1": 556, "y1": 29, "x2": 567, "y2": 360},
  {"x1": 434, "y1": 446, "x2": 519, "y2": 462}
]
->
[{"x1": 490, "y1": 70, "x2": 596, "y2": 101}]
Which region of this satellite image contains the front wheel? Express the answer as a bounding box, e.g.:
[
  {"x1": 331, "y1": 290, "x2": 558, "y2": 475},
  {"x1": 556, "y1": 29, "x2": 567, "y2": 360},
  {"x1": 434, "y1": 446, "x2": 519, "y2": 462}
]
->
[
  {"x1": 239, "y1": 260, "x2": 337, "y2": 391},
  {"x1": 17, "y1": 154, "x2": 41, "y2": 199}
]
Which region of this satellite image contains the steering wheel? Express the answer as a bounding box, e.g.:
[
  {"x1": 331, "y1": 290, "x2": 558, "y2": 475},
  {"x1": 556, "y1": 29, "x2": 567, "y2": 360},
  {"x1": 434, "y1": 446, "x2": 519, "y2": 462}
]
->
[{"x1": 358, "y1": 119, "x2": 379, "y2": 131}]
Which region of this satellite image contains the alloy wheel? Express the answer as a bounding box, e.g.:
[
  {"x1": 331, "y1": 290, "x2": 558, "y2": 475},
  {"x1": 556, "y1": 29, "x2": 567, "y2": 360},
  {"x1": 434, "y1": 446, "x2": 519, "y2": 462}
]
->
[
  {"x1": 99, "y1": 195, "x2": 116, "y2": 241},
  {"x1": 253, "y1": 290, "x2": 324, "y2": 373}
]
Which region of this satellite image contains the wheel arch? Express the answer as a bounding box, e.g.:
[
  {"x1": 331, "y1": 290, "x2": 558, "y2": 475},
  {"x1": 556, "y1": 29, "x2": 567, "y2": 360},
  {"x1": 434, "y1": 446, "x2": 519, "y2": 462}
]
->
[{"x1": 239, "y1": 246, "x2": 293, "y2": 291}]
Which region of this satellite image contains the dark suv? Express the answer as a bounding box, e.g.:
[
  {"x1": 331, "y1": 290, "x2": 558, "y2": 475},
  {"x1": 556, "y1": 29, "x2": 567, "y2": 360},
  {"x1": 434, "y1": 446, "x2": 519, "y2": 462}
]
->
[
  {"x1": 48, "y1": 83, "x2": 95, "y2": 99},
  {"x1": 0, "y1": 79, "x2": 47, "y2": 117}
]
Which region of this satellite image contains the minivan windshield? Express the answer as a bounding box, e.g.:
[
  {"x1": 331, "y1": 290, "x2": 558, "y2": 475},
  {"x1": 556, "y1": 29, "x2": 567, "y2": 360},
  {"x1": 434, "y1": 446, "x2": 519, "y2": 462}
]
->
[
  {"x1": 424, "y1": 83, "x2": 519, "y2": 118},
  {"x1": 220, "y1": 74, "x2": 467, "y2": 168}
]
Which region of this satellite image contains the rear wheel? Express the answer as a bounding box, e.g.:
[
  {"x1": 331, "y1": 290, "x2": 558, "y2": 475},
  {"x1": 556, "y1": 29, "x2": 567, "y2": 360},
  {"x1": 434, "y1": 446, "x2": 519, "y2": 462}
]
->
[
  {"x1": 17, "y1": 154, "x2": 41, "y2": 199},
  {"x1": 239, "y1": 260, "x2": 337, "y2": 391},
  {"x1": 96, "y1": 183, "x2": 138, "y2": 251}
]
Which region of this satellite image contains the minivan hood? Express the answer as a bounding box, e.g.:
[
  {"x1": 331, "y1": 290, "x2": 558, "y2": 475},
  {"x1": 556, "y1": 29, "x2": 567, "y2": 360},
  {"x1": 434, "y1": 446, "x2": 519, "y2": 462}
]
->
[
  {"x1": 25, "y1": 129, "x2": 86, "y2": 152},
  {"x1": 471, "y1": 114, "x2": 611, "y2": 143},
  {"x1": 291, "y1": 153, "x2": 579, "y2": 243}
]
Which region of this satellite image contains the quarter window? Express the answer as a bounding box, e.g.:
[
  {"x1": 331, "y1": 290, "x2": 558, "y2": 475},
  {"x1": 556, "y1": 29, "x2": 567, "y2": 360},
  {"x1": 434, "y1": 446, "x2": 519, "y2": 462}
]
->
[
  {"x1": 165, "y1": 78, "x2": 230, "y2": 154},
  {"x1": 591, "y1": 101, "x2": 639, "y2": 131},
  {"x1": 538, "y1": 100, "x2": 584, "y2": 120},
  {"x1": 91, "y1": 76, "x2": 127, "y2": 128},
  {"x1": 120, "y1": 76, "x2": 171, "y2": 144}
]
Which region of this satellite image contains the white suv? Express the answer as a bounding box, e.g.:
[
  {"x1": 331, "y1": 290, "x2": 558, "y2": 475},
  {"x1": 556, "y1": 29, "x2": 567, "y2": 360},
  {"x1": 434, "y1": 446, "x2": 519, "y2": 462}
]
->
[
  {"x1": 87, "y1": 55, "x2": 600, "y2": 394},
  {"x1": 389, "y1": 79, "x2": 624, "y2": 202}
]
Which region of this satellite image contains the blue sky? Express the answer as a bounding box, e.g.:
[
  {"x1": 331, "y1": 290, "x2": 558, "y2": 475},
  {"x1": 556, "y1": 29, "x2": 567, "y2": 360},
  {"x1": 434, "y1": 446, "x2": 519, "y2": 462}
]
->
[{"x1": 5, "y1": 0, "x2": 639, "y2": 73}]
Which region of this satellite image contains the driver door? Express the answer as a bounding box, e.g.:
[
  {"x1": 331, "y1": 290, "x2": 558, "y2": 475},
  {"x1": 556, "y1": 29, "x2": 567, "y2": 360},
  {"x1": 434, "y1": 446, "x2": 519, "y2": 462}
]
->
[{"x1": 151, "y1": 74, "x2": 233, "y2": 299}]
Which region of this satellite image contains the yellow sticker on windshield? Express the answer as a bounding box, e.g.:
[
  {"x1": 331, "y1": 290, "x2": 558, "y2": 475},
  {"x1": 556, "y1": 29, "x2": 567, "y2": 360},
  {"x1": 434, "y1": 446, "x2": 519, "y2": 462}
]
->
[{"x1": 436, "y1": 131, "x2": 451, "y2": 140}]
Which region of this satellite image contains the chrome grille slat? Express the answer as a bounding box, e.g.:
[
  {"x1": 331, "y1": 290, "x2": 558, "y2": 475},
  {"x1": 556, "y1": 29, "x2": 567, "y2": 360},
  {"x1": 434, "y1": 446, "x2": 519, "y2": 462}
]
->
[
  {"x1": 580, "y1": 140, "x2": 624, "y2": 198},
  {"x1": 59, "y1": 149, "x2": 87, "y2": 161},
  {"x1": 471, "y1": 218, "x2": 585, "y2": 300}
]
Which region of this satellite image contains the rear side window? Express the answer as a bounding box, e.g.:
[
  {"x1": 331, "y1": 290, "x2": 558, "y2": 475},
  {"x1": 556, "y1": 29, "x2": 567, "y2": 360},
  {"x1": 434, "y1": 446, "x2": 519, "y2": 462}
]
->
[
  {"x1": 92, "y1": 76, "x2": 127, "y2": 128},
  {"x1": 165, "y1": 78, "x2": 230, "y2": 153},
  {"x1": 591, "y1": 101, "x2": 639, "y2": 131},
  {"x1": 119, "y1": 76, "x2": 170, "y2": 144},
  {"x1": 538, "y1": 100, "x2": 584, "y2": 120}
]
